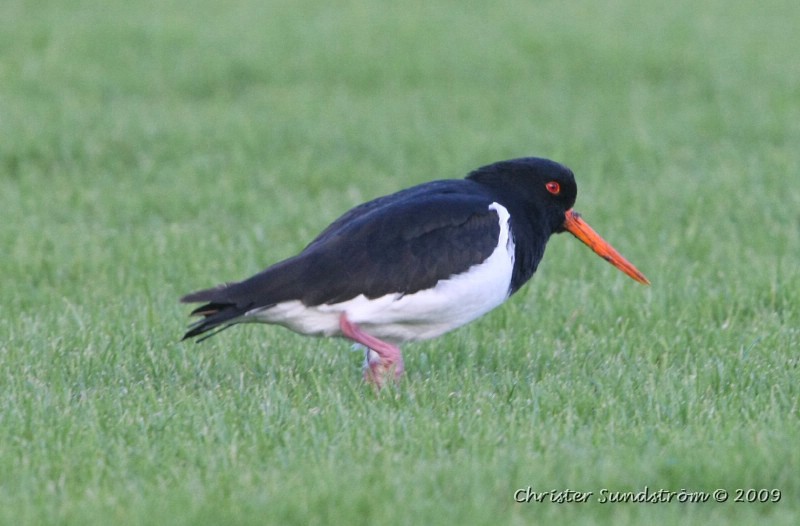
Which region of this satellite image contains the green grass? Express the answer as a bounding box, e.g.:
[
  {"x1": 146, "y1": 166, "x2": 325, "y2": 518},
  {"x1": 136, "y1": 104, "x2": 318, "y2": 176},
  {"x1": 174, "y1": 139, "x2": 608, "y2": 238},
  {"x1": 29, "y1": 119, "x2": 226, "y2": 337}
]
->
[{"x1": 2, "y1": 0, "x2": 799, "y2": 524}]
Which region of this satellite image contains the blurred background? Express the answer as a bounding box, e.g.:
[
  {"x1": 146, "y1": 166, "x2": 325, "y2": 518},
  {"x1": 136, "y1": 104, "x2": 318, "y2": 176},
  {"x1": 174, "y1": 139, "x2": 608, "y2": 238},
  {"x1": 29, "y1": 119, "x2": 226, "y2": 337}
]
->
[{"x1": 1, "y1": 0, "x2": 798, "y2": 524}]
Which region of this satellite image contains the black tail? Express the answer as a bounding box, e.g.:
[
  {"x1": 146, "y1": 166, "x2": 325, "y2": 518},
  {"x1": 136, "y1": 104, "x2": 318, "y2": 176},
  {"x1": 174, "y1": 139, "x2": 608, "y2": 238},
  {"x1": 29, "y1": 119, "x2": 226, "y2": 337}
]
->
[
  {"x1": 181, "y1": 285, "x2": 253, "y2": 342},
  {"x1": 181, "y1": 302, "x2": 245, "y2": 341},
  {"x1": 180, "y1": 258, "x2": 305, "y2": 342}
]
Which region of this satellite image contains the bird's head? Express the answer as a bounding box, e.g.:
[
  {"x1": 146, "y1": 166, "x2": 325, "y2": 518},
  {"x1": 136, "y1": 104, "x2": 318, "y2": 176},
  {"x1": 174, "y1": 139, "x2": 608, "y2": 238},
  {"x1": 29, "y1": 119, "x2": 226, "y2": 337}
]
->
[{"x1": 468, "y1": 157, "x2": 650, "y2": 285}]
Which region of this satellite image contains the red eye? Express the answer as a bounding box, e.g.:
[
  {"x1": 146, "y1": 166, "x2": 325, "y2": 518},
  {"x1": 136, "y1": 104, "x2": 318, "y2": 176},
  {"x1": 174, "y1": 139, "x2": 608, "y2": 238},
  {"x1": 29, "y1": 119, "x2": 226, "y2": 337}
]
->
[{"x1": 546, "y1": 181, "x2": 561, "y2": 195}]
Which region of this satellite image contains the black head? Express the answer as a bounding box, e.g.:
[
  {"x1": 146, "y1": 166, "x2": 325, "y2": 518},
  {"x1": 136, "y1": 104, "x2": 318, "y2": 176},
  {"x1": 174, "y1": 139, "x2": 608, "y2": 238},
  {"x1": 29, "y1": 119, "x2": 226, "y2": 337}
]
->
[
  {"x1": 468, "y1": 156, "x2": 650, "y2": 285},
  {"x1": 466, "y1": 157, "x2": 578, "y2": 234}
]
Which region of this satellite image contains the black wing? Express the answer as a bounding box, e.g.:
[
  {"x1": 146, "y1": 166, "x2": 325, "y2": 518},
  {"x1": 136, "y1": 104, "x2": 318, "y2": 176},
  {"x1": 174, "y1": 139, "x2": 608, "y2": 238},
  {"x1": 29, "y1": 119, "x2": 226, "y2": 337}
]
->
[{"x1": 181, "y1": 180, "x2": 502, "y2": 339}]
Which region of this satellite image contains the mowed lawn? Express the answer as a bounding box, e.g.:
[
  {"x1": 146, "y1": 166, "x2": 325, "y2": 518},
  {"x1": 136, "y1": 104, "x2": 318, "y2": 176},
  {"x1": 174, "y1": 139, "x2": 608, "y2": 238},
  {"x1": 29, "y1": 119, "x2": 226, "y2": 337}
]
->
[{"x1": 1, "y1": 0, "x2": 798, "y2": 524}]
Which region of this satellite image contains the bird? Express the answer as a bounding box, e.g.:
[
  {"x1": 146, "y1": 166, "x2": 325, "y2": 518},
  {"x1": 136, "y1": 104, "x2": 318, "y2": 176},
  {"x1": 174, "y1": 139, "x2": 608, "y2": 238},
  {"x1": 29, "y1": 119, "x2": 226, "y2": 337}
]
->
[{"x1": 181, "y1": 157, "x2": 649, "y2": 386}]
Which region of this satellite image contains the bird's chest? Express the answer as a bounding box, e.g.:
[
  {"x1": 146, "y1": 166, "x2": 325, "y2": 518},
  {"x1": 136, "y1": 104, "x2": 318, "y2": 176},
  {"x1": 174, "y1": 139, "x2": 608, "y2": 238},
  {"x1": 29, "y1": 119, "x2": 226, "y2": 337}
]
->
[{"x1": 350, "y1": 239, "x2": 515, "y2": 340}]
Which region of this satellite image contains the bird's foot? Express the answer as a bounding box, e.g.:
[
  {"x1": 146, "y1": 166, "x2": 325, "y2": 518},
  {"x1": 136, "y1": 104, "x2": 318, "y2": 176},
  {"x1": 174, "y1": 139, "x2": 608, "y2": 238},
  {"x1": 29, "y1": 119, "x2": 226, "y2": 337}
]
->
[
  {"x1": 363, "y1": 347, "x2": 404, "y2": 388},
  {"x1": 339, "y1": 313, "x2": 404, "y2": 388}
]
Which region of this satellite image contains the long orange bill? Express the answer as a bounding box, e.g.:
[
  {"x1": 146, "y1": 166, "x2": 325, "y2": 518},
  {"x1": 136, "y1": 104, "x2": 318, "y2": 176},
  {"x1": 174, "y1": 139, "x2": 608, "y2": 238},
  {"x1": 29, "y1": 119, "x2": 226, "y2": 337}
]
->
[{"x1": 563, "y1": 209, "x2": 650, "y2": 285}]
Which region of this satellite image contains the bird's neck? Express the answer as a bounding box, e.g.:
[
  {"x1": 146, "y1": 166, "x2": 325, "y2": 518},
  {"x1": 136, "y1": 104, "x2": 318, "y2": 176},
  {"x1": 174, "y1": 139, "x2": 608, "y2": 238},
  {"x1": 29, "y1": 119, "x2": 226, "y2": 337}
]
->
[{"x1": 507, "y1": 207, "x2": 551, "y2": 295}]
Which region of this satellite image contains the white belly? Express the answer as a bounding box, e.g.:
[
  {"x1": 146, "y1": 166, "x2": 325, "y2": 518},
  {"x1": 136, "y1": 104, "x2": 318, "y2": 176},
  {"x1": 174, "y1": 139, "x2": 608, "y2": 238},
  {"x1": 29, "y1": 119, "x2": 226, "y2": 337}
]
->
[{"x1": 246, "y1": 203, "x2": 515, "y2": 343}]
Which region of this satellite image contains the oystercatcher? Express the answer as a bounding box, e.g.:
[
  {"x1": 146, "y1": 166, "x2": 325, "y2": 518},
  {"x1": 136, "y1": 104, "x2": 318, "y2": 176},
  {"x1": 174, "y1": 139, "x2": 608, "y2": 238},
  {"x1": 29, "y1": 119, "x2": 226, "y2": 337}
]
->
[{"x1": 181, "y1": 157, "x2": 649, "y2": 386}]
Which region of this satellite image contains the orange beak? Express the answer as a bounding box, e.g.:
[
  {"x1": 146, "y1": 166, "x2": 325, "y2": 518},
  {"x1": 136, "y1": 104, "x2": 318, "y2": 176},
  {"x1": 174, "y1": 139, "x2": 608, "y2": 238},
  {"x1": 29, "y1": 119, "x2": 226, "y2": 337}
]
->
[{"x1": 563, "y1": 209, "x2": 650, "y2": 285}]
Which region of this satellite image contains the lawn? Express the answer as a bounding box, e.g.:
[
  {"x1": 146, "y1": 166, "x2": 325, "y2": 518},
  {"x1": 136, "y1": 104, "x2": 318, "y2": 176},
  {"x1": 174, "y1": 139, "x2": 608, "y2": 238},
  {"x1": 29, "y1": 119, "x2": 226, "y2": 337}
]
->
[{"x1": 1, "y1": 0, "x2": 798, "y2": 524}]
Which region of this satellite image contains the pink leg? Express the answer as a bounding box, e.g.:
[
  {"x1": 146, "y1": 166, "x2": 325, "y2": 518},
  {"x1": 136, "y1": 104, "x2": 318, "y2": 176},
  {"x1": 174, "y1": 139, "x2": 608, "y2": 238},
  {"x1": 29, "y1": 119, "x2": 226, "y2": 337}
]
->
[{"x1": 339, "y1": 313, "x2": 404, "y2": 387}]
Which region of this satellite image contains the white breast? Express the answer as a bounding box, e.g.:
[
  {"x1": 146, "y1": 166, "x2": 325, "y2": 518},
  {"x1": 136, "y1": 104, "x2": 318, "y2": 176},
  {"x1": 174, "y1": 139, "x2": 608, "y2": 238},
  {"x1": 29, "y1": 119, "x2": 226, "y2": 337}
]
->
[{"x1": 246, "y1": 202, "x2": 516, "y2": 343}]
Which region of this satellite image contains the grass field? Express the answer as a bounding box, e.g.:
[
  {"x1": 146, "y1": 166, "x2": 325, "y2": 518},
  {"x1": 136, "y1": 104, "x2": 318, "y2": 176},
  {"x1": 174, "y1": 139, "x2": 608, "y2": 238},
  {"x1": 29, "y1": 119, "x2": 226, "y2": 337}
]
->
[{"x1": 2, "y1": 0, "x2": 799, "y2": 524}]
